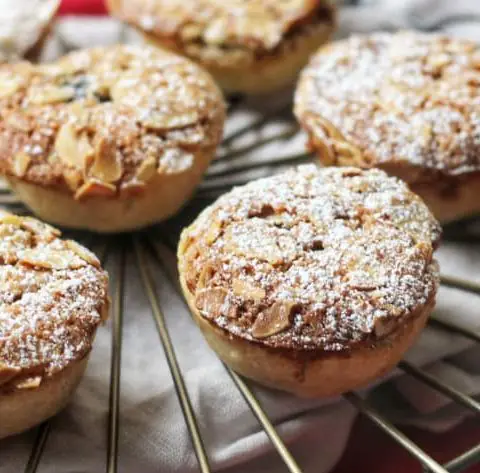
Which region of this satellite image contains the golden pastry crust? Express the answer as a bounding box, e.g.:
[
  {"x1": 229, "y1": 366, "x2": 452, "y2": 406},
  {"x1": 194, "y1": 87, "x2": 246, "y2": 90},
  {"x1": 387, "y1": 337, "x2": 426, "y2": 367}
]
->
[
  {"x1": 295, "y1": 32, "x2": 480, "y2": 175},
  {"x1": 0, "y1": 45, "x2": 225, "y2": 200},
  {"x1": 0, "y1": 210, "x2": 109, "y2": 394},
  {"x1": 108, "y1": 0, "x2": 336, "y2": 94},
  {"x1": 179, "y1": 165, "x2": 440, "y2": 353}
]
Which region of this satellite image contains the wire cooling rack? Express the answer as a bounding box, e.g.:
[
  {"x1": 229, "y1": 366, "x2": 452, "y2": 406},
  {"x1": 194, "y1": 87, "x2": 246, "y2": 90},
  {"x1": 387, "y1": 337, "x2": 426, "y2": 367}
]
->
[{"x1": 0, "y1": 100, "x2": 479, "y2": 473}]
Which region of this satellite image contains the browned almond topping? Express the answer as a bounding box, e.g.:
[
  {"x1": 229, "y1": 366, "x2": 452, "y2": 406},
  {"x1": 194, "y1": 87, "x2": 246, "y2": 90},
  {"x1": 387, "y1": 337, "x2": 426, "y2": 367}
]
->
[
  {"x1": 251, "y1": 302, "x2": 294, "y2": 339},
  {"x1": 0, "y1": 79, "x2": 21, "y2": 98},
  {"x1": 55, "y1": 124, "x2": 94, "y2": 169},
  {"x1": 195, "y1": 287, "x2": 228, "y2": 318},
  {"x1": 136, "y1": 156, "x2": 157, "y2": 182},
  {"x1": 179, "y1": 165, "x2": 440, "y2": 351},
  {"x1": 232, "y1": 279, "x2": 265, "y2": 301},
  {"x1": 75, "y1": 179, "x2": 116, "y2": 200},
  {"x1": 63, "y1": 168, "x2": 83, "y2": 191},
  {"x1": 15, "y1": 376, "x2": 42, "y2": 390},
  {"x1": 28, "y1": 85, "x2": 75, "y2": 105},
  {"x1": 12, "y1": 152, "x2": 32, "y2": 178},
  {"x1": 90, "y1": 137, "x2": 123, "y2": 183},
  {"x1": 66, "y1": 240, "x2": 101, "y2": 267},
  {"x1": 0, "y1": 210, "x2": 109, "y2": 382}
]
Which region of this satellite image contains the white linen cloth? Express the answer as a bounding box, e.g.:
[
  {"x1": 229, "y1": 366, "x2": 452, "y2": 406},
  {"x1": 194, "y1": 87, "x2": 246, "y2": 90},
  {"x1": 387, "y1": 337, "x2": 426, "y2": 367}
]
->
[{"x1": 1, "y1": 1, "x2": 480, "y2": 472}]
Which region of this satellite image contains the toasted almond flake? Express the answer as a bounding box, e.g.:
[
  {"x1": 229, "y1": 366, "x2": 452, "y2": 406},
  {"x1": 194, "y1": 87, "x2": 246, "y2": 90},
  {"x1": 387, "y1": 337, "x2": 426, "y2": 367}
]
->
[
  {"x1": 119, "y1": 180, "x2": 146, "y2": 196},
  {"x1": 203, "y1": 17, "x2": 228, "y2": 45},
  {"x1": 55, "y1": 124, "x2": 93, "y2": 169},
  {"x1": 136, "y1": 156, "x2": 157, "y2": 182},
  {"x1": 75, "y1": 179, "x2": 116, "y2": 200},
  {"x1": 13, "y1": 152, "x2": 32, "y2": 178},
  {"x1": 181, "y1": 23, "x2": 203, "y2": 41},
  {"x1": 20, "y1": 216, "x2": 60, "y2": 238},
  {"x1": 0, "y1": 214, "x2": 24, "y2": 227},
  {"x1": 232, "y1": 279, "x2": 265, "y2": 301},
  {"x1": 143, "y1": 111, "x2": 199, "y2": 131},
  {"x1": 0, "y1": 79, "x2": 21, "y2": 98},
  {"x1": 195, "y1": 287, "x2": 228, "y2": 318},
  {"x1": 28, "y1": 86, "x2": 75, "y2": 105},
  {"x1": 251, "y1": 301, "x2": 294, "y2": 339},
  {"x1": 90, "y1": 137, "x2": 122, "y2": 183},
  {"x1": 15, "y1": 376, "x2": 42, "y2": 390},
  {"x1": 19, "y1": 247, "x2": 80, "y2": 270},
  {"x1": 66, "y1": 240, "x2": 100, "y2": 267},
  {"x1": 63, "y1": 168, "x2": 83, "y2": 192}
]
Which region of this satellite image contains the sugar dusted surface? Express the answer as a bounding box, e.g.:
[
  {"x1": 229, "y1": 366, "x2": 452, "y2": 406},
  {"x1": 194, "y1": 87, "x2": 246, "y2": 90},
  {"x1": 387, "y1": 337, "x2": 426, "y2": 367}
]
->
[
  {"x1": 0, "y1": 45, "x2": 225, "y2": 194},
  {"x1": 179, "y1": 165, "x2": 441, "y2": 351},
  {"x1": 295, "y1": 32, "x2": 480, "y2": 176},
  {"x1": 0, "y1": 213, "x2": 108, "y2": 386}
]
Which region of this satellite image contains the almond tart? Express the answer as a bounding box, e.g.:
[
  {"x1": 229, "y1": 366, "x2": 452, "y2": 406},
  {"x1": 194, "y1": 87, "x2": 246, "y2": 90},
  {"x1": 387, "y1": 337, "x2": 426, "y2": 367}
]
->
[
  {"x1": 295, "y1": 31, "x2": 480, "y2": 223},
  {"x1": 0, "y1": 210, "x2": 109, "y2": 439},
  {"x1": 107, "y1": 0, "x2": 336, "y2": 95},
  {"x1": 178, "y1": 165, "x2": 441, "y2": 397},
  {"x1": 0, "y1": 45, "x2": 225, "y2": 232}
]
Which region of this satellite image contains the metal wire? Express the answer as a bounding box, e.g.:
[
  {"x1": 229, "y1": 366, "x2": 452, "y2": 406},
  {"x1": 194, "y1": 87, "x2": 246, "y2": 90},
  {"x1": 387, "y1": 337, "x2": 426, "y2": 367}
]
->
[
  {"x1": 24, "y1": 423, "x2": 50, "y2": 473},
  {"x1": 444, "y1": 443, "x2": 480, "y2": 473},
  {"x1": 134, "y1": 236, "x2": 212, "y2": 473},
  {"x1": 147, "y1": 235, "x2": 305, "y2": 472},
  {"x1": 398, "y1": 361, "x2": 480, "y2": 415},
  {"x1": 106, "y1": 244, "x2": 126, "y2": 473},
  {"x1": 440, "y1": 275, "x2": 480, "y2": 296},
  {"x1": 343, "y1": 392, "x2": 449, "y2": 473},
  {"x1": 429, "y1": 317, "x2": 480, "y2": 344}
]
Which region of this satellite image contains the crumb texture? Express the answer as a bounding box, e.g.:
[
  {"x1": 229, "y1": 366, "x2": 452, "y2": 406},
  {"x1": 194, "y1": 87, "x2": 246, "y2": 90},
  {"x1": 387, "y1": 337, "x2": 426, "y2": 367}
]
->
[
  {"x1": 0, "y1": 45, "x2": 225, "y2": 199},
  {"x1": 0, "y1": 211, "x2": 108, "y2": 390},
  {"x1": 295, "y1": 32, "x2": 480, "y2": 176},
  {"x1": 179, "y1": 165, "x2": 440, "y2": 351}
]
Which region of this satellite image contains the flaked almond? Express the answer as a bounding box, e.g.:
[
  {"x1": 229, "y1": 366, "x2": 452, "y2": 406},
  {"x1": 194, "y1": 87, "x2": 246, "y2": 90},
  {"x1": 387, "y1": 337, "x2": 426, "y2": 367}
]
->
[
  {"x1": 28, "y1": 85, "x2": 75, "y2": 105},
  {"x1": 66, "y1": 240, "x2": 100, "y2": 267},
  {"x1": 0, "y1": 362, "x2": 20, "y2": 386},
  {"x1": 13, "y1": 152, "x2": 32, "y2": 178},
  {"x1": 90, "y1": 137, "x2": 122, "y2": 183},
  {"x1": 197, "y1": 264, "x2": 216, "y2": 289},
  {"x1": 0, "y1": 214, "x2": 24, "y2": 227},
  {"x1": 204, "y1": 219, "x2": 222, "y2": 245},
  {"x1": 232, "y1": 279, "x2": 266, "y2": 302},
  {"x1": 20, "y1": 217, "x2": 60, "y2": 238},
  {"x1": 15, "y1": 376, "x2": 42, "y2": 390},
  {"x1": 203, "y1": 17, "x2": 228, "y2": 45},
  {"x1": 143, "y1": 111, "x2": 199, "y2": 131},
  {"x1": 75, "y1": 179, "x2": 116, "y2": 200},
  {"x1": 20, "y1": 247, "x2": 85, "y2": 270},
  {"x1": 63, "y1": 168, "x2": 83, "y2": 191},
  {"x1": 251, "y1": 301, "x2": 295, "y2": 339},
  {"x1": 0, "y1": 78, "x2": 21, "y2": 98},
  {"x1": 55, "y1": 123, "x2": 93, "y2": 169},
  {"x1": 181, "y1": 23, "x2": 203, "y2": 41},
  {"x1": 136, "y1": 156, "x2": 157, "y2": 182},
  {"x1": 195, "y1": 287, "x2": 228, "y2": 318},
  {"x1": 334, "y1": 140, "x2": 363, "y2": 166},
  {"x1": 120, "y1": 180, "x2": 146, "y2": 196}
]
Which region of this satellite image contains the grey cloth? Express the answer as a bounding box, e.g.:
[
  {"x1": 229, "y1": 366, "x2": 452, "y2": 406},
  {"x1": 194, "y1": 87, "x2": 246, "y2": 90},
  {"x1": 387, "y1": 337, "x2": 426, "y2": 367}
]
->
[{"x1": 1, "y1": 1, "x2": 480, "y2": 472}]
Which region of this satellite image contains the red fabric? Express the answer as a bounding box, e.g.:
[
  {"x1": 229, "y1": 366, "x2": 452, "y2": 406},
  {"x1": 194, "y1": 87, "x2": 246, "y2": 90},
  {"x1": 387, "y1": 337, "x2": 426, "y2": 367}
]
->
[
  {"x1": 56, "y1": 2, "x2": 480, "y2": 472},
  {"x1": 59, "y1": 0, "x2": 107, "y2": 15}
]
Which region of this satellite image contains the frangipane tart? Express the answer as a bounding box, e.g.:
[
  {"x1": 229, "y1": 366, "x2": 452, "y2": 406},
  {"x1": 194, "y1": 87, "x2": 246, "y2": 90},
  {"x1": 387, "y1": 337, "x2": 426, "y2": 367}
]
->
[
  {"x1": 295, "y1": 31, "x2": 480, "y2": 223},
  {"x1": 0, "y1": 0, "x2": 59, "y2": 63},
  {"x1": 0, "y1": 210, "x2": 109, "y2": 439},
  {"x1": 0, "y1": 45, "x2": 225, "y2": 232},
  {"x1": 178, "y1": 165, "x2": 441, "y2": 398},
  {"x1": 107, "y1": 0, "x2": 336, "y2": 95}
]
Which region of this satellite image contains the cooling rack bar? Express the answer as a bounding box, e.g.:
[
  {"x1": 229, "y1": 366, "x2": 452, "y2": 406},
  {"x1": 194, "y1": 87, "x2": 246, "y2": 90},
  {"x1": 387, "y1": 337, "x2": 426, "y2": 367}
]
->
[
  {"x1": 134, "y1": 237, "x2": 212, "y2": 473},
  {"x1": 440, "y1": 275, "x2": 480, "y2": 296},
  {"x1": 207, "y1": 150, "x2": 311, "y2": 179},
  {"x1": 213, "y1": 127, "x2": 299, "y2": 165},
  {"x1": 429, "y1": 317, "x2": 480, "y2": 344},
  {"x1": 398, "y1": 361, "x2": 480, "y2": 415},
  {"x1": 443, "y1": 443, "x2": 480, "y2": 473},
  {"x1": 226, "y1": 369, "x2": 304, "y2": 473},
  {"x1": 343, "y1": 392, "x2": 449, "y2": 473},
  {"x1": 221, "y1": 103, "x2": 293, "y2": 147},
  {"x1": 24, "y1": 423, "x2": 50, "y2": 473},
  {"x1": 148, "y1": 235, "x2": 306, "y2": 473},
  {"x1": 0, "y1": 194, "x2": 20, "y2": 205},
  {"x1": 23, "y1": 242, "x2": 111, "y2": 473},
  {"x1": 106, "y1": 244, "x2": 126, "y2": 473}
]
